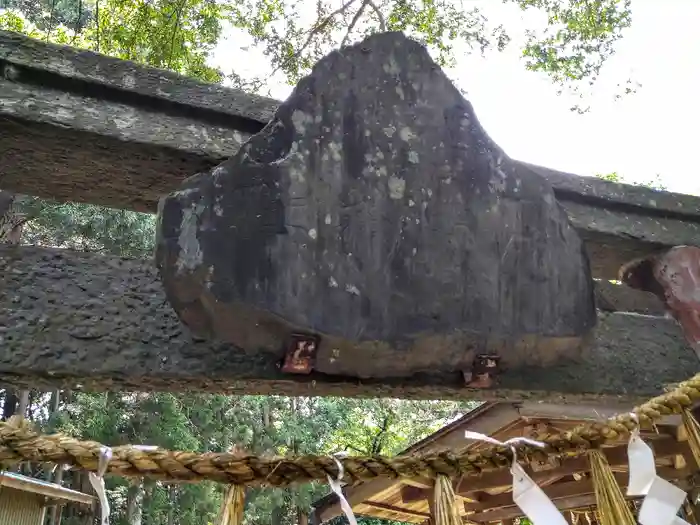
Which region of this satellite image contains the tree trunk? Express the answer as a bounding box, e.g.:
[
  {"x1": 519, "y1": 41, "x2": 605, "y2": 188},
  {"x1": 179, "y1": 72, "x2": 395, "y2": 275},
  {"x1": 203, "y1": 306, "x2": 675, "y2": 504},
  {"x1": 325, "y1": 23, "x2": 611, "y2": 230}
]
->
[
  {"x1": 16, "y1": 388, "x2": 30, "y2": 475},
  {"x1": 262, "y1": 402, "x2": 271, "y2": 429},
  {"x1": 17, "y1": 389, "x2": 29, "y2": 417},
  {"x1": 48, "y1": 467, "x2": 65, "y2": 525},
  {"x1": 298, "y1": 509, "x2": 308, "y2": 525},
  {"x1": 50, "y1": 389, "x2": 60, "y2": 413},
  {"x1": 63, "y1": 472, "x2": 95, "y2": 525},
  {"x1": 126, "y1": 479, "x2": 145, "y2": 525},
  {"x1": 271, "y1": 505, "x2": 285, "y2": 525},
  {"x1": 167, "y1": 485, "x2": 177, "y2": 525},
  {"x1": 143, "y1": 478, "x2": 156, "y2": 525},
  {"x1": 290, "y1": 399, "x2": 309, "y2": 525},
  {"x1": 2, "y1": 391, "x2": 17, "y2": 420},
  {"x1": 0, "y1": 189, "x2": 30, "y2": 244}
]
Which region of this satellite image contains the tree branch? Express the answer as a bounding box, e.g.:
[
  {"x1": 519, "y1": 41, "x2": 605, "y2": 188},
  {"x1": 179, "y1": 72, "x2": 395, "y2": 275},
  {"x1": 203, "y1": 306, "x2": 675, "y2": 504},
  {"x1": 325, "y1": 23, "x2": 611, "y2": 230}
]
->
[
  {"x1": 167, "y1": 0, "x2": 188, "y2": 68},
  {"x1": 344, "y1": 443, "x2": 366, "y2": 455},
  {"x1": 368, "y1": 0, "x2": 386, "y2": 32},
  {"x1": 273, "y1": 0, "x2": 360, "y2": 75},
  {"x1": 370, "y1": 415, "x2": 392, "y2": 455},
  {"x1": 341, "y1": 0, "x2": 369, "y2": 47}
]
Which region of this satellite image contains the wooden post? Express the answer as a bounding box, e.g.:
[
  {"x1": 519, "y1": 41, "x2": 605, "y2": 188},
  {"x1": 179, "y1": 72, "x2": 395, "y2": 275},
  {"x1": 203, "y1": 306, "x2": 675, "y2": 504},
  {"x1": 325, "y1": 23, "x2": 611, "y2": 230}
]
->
[{"x1": 426, "y1": 487, "x2": 436, "y2": 525}]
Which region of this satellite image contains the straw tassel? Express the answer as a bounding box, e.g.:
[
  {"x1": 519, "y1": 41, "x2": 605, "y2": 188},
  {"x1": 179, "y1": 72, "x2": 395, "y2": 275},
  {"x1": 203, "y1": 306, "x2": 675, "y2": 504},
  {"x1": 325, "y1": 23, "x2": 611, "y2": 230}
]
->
[
  {"x1": 215, "y1": 445, "x2": 247, "y2": 525},
  {"x1": 432, "y1": 474, "x2": 461, "y2": 525},
  {"x1": 215, "y1": 484, "x2": 245, "y2": 525},
  {"x1": 682, "y1": 408, "x2": 700, "y2": 468},
  {"x1": 589, "y1": 449, "x2": 635, "y2": 525}
]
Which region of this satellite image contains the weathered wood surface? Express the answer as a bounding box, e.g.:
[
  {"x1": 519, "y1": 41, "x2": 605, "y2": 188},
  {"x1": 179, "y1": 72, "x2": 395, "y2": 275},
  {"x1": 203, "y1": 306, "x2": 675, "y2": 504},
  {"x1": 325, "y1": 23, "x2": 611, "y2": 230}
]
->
[
  {"x1": 0, "y1": 245, "x2": 696, "y2": 401},
  {"x1": 1, "y1": 30, "x2": 699, "y2": 279},
  {"x1": 156, "y1": 32, "x2": 597, "y2": 381}
]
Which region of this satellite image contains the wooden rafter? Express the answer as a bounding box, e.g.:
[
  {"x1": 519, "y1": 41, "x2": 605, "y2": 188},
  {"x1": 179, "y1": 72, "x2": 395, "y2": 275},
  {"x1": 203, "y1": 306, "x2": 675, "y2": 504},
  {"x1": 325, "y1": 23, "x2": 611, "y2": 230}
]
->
[
  {"x1": 467, "y1": 466, "x2": 694, "y2": 523},
  {"x1": 398, "y1": 441, "x2": 694, "y2": 523},
  {"x1": 362, "y1": 501, "x2": 431, "y2": 520},
  {"x1": 454, "y1": 436, "x2": 691, "y2": 496},
  {"x1": 313, "y1": 403, "x2": 698, "y2": 524}
]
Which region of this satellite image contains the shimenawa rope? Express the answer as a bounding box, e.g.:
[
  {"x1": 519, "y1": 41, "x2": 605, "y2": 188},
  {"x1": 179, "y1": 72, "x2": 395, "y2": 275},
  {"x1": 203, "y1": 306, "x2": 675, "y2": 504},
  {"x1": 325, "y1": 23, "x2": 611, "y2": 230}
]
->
[{"x1": 0, "y1": 373, "x2": 698, "y2": 486}]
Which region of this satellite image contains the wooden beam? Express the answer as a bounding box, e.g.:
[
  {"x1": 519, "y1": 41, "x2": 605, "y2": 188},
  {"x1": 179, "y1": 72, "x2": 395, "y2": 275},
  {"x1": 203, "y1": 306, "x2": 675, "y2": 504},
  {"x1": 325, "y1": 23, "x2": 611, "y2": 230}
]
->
[
  {"x1": 466, "y1": 466, "x2": 689, "y2": 514},
  {"x1": 469, "y1": 494, "x2": 596, "y2": 523},
  {"x1": 319, "y1": 438, "x2": 689, "y2": 523},
  {"x1": 0, "y1": 30, "x2": 264, "y2": 212},
  {"x1": 455, "y1": 437, "x2": 691, "y2": 496},
  {"x1": 401, "y1": 483, "x2": 478, "y2": 505},
  {"x1": 469, "y1": 492, "x2": 611, "y2": 522},
  {"x1": 0, "y1": 245, "x2": 697, "y2": 401},
  {"x1": 516, "y1": 403, "x2": 683, "y2": 427},
  {"x1": 467, "y1": 467, "x2": 690, "y2": 523},
  {"x1": 362, "y1": 501, "x2": 431, "y2": 520},
  {"x1": 402, "y1": 484, "x2": 436, "y2": 504},
  {"x1": 317, "y1": 479, "x2": 400, "y2": 523},
  {"x1": 404, "y1": 404, "x2": 522, "y2": 453},
  {"x1": 0, "y1": 471, "x2": 95, "y2": 505},
  {"x1": 464, "y1": 472, "x2": 627, "y2": 513},
  {"x1": 2, "y1": 31, "x2": 699, "y2": 279}
]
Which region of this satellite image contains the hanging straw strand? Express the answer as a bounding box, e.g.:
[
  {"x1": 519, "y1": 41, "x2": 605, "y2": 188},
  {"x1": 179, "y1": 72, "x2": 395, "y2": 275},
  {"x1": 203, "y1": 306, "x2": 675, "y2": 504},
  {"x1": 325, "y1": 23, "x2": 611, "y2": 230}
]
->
[
  {"x1": 588, "y1": 450, "x2": 635, "y2": 525},
  {"x1": 432, "y1": 474, "x2": 461, "y2": 525},
  {"x1": 681, "y1": 408, "x2": 700, "y2": 468}
]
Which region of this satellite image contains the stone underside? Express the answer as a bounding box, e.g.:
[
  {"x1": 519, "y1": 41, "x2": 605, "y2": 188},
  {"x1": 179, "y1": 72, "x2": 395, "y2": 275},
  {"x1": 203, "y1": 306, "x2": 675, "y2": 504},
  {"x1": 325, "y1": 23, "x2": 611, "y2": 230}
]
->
[{"x1": 155, "y1": 31, "x2": 596, "y2": 380}]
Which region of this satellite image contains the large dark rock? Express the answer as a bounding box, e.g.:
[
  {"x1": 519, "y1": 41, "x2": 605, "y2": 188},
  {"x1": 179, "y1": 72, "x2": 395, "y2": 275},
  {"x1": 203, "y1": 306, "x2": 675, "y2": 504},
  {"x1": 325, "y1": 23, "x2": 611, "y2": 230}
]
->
[{"x1": 155, "y1": 32, "x2": 596, "y2": 381}]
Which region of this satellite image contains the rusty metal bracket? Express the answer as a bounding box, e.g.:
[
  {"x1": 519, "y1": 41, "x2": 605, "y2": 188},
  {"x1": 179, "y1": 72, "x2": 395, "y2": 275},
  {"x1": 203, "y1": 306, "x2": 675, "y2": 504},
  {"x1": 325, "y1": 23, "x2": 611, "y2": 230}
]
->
[
  {"x1": 279, "y1": 333, "x2": 320, "y2": 374},
  {"x1": 462, "y1": 354, "x2": 500, "y2": 388}
]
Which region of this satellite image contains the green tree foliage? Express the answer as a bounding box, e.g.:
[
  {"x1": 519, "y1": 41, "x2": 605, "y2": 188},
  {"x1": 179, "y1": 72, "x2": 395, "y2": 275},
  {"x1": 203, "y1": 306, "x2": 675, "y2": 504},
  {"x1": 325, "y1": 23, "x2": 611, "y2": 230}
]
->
[
  {"x1": 518, "y1": 1, "x2": 632, "y2": 87},
  {"x1": 229, "y1": 0, "x2": 633, "y2": 106},
  {"x1": 17, "y1": 198, "x2": 156, "y2": 257},
  {"x1": 328, "y1": 398, "x2": 470, "y2": 455},
  {"x1": 18, "y1": 387, "x2": 472, "y2": 524},
  {"x1": 596, "y1": 171, "x2": 667, "y2": 190},
  {"x1": 2, "y1": 0, "x2": 635, "y2": 103},
  {"x1": 0, "y1": 0, "x2": 224, "y2": 82}
]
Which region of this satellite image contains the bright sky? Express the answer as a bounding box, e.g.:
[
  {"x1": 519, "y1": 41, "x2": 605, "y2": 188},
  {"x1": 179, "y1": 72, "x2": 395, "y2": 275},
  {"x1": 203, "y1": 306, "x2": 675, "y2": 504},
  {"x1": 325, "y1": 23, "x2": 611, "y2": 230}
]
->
[{"x1": 211, "y1": 0, "x2": 700, "y2": 196}]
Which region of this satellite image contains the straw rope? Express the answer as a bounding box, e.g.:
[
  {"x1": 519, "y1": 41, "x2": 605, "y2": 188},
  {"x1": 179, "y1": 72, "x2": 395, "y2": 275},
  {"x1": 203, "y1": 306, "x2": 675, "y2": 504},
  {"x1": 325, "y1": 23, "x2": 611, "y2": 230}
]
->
[{"x1": 0, "y1": 373, "x2": 698, "y2": 486}]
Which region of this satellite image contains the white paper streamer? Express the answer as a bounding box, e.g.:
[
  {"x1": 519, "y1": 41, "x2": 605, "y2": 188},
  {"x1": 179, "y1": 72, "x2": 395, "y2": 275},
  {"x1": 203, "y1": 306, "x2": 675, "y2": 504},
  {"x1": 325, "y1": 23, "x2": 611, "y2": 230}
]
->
[
  {"x1": 88, "y1": 446, "x2": 113, "y2": 525},
  {"x1": 639, "y1": 476, "x2": 690, "y2": 525},
  {"x1": 627, "y1": 416, "x2": 656, "y2": 497},
  {"x1": 624, "y1": 415, "x2": 690, "y2": 525},
  {"x1": 464, "y1": 431, "x2": 568, "y2": 525},
  {"x1": 326, "y1": 455, "x2": 358, "y2": 525},
  {"x1": 132, "y1": 445, "x2": 159, "y2": 452},
  {"x1": 511, "y1": 462, "x2": 569, "y2": 525}
]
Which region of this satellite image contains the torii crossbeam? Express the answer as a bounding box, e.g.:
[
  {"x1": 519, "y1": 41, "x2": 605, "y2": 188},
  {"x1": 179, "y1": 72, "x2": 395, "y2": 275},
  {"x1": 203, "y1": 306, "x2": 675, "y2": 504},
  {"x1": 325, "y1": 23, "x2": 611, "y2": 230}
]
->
[{"x1": 1, "y1": 30, "x2": 699, "y2": 402}]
